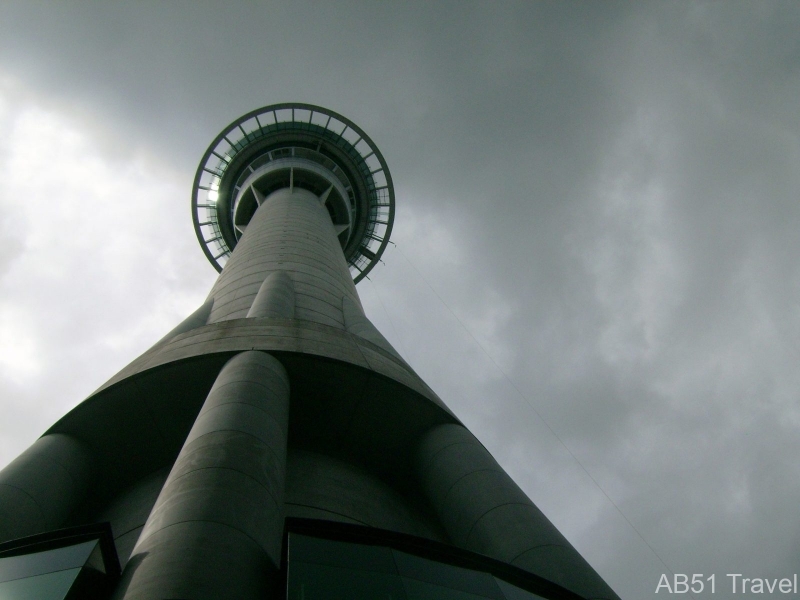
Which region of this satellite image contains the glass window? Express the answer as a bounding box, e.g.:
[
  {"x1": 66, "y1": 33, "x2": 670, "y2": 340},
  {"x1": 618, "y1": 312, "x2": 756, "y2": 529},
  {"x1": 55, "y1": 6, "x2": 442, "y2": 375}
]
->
[
  {"x1": 0, "y1": 523, "x2": 119, "y2": 600},
  {"x1": 288, "y1": 561, "x2": 407, "y2": 600},
  {"x1": 401, "y1": 577, "x2": 500, "y2": 600},
  {"x1": 392, "y1": 550, "x2": 504, "y2": 600},
  {"x1": 290, "y1": 535, "x2": 396, "y2": 574},
  {"x1": 0, "y1": 540, "x2": 97, "y2": 583},
  {"x1": 0, "y1": 568, "x2": 82, "y2": 600},
  {"x1": 287, "y1": 533, "x2": 557, "y2": 600}
]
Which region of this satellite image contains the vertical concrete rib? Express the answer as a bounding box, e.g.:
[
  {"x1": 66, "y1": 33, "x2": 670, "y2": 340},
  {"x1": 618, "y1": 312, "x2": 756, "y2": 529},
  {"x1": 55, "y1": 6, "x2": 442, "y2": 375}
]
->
[
  {"x1": 116, "y1": 351, "x2": 290, "y2": 600},
  {"x1": 0, "y1": 433, "x2": 95, "y2": 542},
  {"x1": 416, "y1": 424, "x2": 619, "y2": 600},
  {"x1": 247, "y1": 271, "x2": 295, "y2": 319}
]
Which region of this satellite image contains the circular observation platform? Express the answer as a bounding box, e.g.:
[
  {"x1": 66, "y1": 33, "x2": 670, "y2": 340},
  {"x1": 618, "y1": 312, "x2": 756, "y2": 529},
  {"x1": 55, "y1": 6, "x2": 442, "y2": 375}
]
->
[{"x1": 192, "y1": 104, "x2": 395, "y2": 283}]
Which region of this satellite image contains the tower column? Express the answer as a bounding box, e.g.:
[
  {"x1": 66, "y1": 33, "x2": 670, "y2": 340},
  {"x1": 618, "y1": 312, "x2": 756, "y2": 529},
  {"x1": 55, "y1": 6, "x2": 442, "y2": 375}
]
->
[
  {"x1": 116, "y1": 350, "x2": 290, "y2": 600},
  {"x1": 0, "y1": 433, "x2": 95, "y2": 542},
  {"x1": 416, "y1": 423, "x2": 618, "y2": 600}
]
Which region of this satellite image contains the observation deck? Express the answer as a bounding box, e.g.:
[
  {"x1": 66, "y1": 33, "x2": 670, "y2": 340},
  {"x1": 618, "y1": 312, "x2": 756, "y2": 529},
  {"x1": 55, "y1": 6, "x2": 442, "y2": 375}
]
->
[{"x1": 192, "y1": 103, "x2": 395, "y2": 282}]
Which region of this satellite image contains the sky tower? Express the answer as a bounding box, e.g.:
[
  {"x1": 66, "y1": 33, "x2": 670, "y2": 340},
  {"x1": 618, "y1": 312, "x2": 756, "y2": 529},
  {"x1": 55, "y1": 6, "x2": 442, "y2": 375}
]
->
[{"x1": 0, "y1": 104, "x2": 619, "y2": 600}]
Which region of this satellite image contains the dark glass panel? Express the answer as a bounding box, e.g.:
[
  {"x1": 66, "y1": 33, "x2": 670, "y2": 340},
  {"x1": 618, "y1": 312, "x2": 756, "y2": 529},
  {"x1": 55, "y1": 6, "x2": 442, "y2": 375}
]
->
[
  {"x1": 494, "y1": 578, "x2": 547, "y2": 600},
  {"x1": 0, "y1": 567, "x2": 81, "y2": 600},
  {"x1": 84, "y1": 541, "x2": 107, "y2": 575},
  {"x1": 392, "y1": 550, "x2": 504, "y2": 600},
  {"x1": 401, "y1": 577, "x2": 498, "y2": 600},
  {"x1": 288, "y1": 561, "x2": 407, "y2": 600},
  {"x1": 0, "y1": 540, "x2": 97, "y2": 583},
  {"x1": 69, "y1": 566, "x2": 113, "y2": 600},
  {"x1": 289, "y1": 534, "x2": 397, "y2": 574}
]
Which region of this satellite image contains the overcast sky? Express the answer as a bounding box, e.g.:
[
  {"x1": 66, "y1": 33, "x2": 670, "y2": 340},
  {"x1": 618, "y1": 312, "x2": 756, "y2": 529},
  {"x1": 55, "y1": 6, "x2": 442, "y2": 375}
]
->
[{"x1": 1, "y1": 2, "x2": 799, "y2": 598}]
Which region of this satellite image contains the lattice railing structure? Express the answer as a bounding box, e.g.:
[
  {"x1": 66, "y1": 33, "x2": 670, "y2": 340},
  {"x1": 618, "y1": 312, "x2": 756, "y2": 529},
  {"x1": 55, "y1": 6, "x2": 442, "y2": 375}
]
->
[{"x1": 192, "y1": 104, "x2": 395, "y2": 282}]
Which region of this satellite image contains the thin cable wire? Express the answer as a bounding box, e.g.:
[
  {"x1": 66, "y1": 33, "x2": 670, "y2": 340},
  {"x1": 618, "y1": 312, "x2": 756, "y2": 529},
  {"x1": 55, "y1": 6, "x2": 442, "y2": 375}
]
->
[
  {"x1": 392, "y1": 242, "x2": 687, "y2": 595},
  {"x1": 367, "y1": 273, "x2": 409, "y2": 359}
]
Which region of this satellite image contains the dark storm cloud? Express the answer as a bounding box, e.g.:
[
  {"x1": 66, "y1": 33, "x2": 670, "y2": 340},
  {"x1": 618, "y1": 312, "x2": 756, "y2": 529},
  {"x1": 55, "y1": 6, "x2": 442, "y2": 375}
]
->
[{"x1": 1, "y1": 2, "x2": 799, "y2": 598}]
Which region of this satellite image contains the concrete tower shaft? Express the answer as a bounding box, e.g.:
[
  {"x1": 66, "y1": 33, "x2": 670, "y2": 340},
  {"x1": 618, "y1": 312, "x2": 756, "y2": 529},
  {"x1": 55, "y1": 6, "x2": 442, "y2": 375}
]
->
[
  {"x1": 0, "y1": 104, "x2": 620, "y2": 600},
  {"x1": 206, "y1": 187, "x2": 364, "y2": 327}
]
